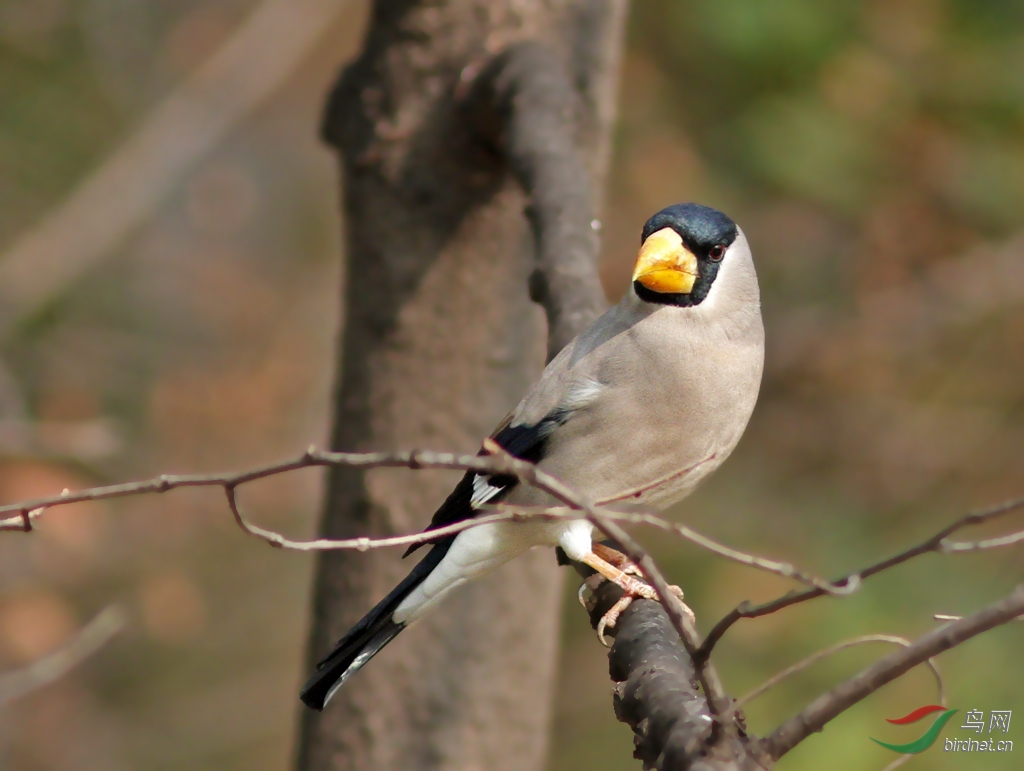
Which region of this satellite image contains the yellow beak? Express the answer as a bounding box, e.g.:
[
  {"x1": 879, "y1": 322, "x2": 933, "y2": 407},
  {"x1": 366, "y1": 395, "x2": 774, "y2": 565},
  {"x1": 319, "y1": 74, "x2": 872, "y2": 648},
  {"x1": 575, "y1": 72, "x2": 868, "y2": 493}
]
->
[{"x1": 632, "y1": 228, "x2": 698, "y2": 294}]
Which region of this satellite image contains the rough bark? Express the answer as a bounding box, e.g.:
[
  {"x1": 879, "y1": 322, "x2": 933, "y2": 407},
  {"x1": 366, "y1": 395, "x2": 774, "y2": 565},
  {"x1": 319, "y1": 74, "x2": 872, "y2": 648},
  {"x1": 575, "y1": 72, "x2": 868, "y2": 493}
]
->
[
  {"x1": 296, "y1": 2, "x2": 627, "y2": 769},
  {"x1": 577, "y1": 562, "x2": 770, "y2": 771},
  {"x1": 603, "y1": 600, "x2": 769, "y2": 771}
]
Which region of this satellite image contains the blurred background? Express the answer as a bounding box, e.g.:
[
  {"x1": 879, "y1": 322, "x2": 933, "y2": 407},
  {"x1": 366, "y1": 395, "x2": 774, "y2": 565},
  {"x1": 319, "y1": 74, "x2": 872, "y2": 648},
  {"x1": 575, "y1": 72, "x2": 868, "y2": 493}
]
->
[{"x1": 0, "y1": 0, "x2": 1020, "y2": 769}]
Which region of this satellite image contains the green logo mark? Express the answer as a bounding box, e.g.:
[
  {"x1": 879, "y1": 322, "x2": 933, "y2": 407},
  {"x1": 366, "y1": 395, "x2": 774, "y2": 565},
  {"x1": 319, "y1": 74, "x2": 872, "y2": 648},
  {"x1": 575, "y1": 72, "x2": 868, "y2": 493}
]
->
[{"x1": 871, "y1": 705, "x2": 959, "y2": 754}]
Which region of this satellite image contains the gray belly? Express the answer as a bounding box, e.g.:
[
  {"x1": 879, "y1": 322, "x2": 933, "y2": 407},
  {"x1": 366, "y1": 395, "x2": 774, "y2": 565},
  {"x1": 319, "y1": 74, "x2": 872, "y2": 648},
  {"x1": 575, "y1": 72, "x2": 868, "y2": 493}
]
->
[{"x1": 536, "y1": 352, "x2": 760, "y2": 510}]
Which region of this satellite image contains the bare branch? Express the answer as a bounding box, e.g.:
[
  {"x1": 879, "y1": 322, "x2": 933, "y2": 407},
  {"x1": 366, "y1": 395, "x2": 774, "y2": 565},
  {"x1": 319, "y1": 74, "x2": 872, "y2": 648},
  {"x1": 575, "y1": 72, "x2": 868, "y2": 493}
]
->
[
  {"x1": 0, "y1": 607, "x2": 126, "y2": 706},
  {"x1": 0, "y1": 446, "x2": 533, "y2": 532},
  {"x1": 879, "y1": 753, "x2": 914, "y2": 771},
  {"x1": 2, "y1": 457, "x2": 847, "y2": 603},
  {"x1": 596, "y1": 598, "x2": 769, "y2": 771},
  {"x1": 734, "y1": 635, "x2": 944, "y2": 714},
  {"x1": 3, "y1": 442, "x2": 1020, "y2": 768},
  {"x1": 0, "y1": 447, "x2": 848, "y2": 612},
  {"x1": 470, "y1": 42, "x2": 608, "y2": 357},
  {"x1": 586, "y1": 512, "x2": 730, "y2": 713},
  {"x1": 698, "y1": 496, "x2": 1024, "y2": 662},
  {"x1": 500, "y1": 504, "x2": 855, "y2": 597},
  {"x1": 765, "y1": 583, "x2": 1024, "y2": 760},
  {"x1": 941, "y1": 527, "x2": 1024, "y2": 552},
  {"x1": 5, "y1": 443, "x2": 1020, "y2": 655}
]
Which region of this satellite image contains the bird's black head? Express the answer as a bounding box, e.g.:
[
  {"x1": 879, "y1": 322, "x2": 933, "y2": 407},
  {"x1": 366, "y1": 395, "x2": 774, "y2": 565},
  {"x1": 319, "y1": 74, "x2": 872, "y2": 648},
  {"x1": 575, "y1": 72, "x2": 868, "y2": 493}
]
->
[{"x1": 633, "y1": 203, "x2": 739, "y2": 307}]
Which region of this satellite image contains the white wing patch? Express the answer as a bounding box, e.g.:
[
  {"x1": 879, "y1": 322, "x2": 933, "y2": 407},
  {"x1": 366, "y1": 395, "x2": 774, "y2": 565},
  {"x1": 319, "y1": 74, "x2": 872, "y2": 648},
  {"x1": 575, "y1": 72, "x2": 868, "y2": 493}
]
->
[
  {"x1": 470, "y1": 474, "x2": 504, "y2": 508},
  {"x1": 562, "y1": 378, "x2": 605, "y2": 412}
]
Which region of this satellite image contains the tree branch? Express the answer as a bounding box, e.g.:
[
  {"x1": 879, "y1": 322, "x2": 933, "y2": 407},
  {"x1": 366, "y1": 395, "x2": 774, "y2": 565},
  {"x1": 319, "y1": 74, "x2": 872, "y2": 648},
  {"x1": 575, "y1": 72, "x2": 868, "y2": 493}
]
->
[
  {"x1": 697, "y1": 496, "x2": 1024, "y2": 662},
  {"x1": 470, "y1": 42, "x2": 608, "y2": 357},
  {"x1": 0, "y1": 446, "x2": 846, "y2": 607},
  {"x1": 3, "y1": 445, "x2": 1020, "y2": 768},
  {"x1": 586, "y1": 512, "x2": 730, "y2": 714},
  {"x1": 734, "y1": 635, "x2": 945, "y2": 715},
  {"x1": 593, "y1": 599, "x2": 769, "y2": 771},
  {"x1": 305, "y1": 5, "x2": 626, "y2": 765},
  {"x1": 498, "y1": 504, "x2": 851, "y2": 595},
  {"x1": 765, "y1": 583, "x2": 1024, "y2": 760}
]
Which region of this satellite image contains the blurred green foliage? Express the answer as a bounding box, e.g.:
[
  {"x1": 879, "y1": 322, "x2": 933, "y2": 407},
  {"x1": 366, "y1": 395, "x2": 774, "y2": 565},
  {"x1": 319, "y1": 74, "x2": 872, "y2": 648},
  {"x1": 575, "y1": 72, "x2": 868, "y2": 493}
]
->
[{"x1": 0, "y1": 1, "x2": 1020, "y2": 769}]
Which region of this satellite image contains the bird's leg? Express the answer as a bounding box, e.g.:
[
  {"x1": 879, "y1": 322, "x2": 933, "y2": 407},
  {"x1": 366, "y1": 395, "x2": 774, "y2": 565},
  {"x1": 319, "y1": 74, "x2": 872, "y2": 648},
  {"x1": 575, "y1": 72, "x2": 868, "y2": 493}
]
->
[
  {"x1": 579, "y1": 551, "x2": 656, "y2": 600},
  {"x1": 591, "y1": 542, "x2": 643, "y2": 575},
  {"x1": 591, "y1": 542, "x2": 686, "y2": 600},
  {"x1": 580, "y1": 546, "x2": 692, "y2": 646}
]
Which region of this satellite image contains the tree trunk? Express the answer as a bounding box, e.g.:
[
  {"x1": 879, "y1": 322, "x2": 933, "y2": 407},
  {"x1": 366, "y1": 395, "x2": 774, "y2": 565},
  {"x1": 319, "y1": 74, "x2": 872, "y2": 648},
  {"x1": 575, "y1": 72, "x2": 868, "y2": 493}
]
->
[{"x1": 296, "y1": 2, "x2": 626, "y2": 769}]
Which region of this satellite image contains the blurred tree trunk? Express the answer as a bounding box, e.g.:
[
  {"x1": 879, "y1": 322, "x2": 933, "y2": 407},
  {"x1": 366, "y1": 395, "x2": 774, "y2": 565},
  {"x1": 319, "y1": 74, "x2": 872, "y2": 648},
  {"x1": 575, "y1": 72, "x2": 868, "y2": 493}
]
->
[{"x1": 296, "y1": 2, "x2": 627, "y2": 770}]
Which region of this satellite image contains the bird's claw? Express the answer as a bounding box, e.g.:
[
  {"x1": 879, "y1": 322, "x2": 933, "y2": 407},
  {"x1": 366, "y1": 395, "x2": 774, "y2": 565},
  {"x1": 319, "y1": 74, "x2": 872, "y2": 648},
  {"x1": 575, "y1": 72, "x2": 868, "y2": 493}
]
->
[
  {"x1": 577, "y1": 582, "x2": 589, "y2": 608},
  {"x1": 594, "y1": 579, "x2": 658, "y2": 646},
  {"x1": 596, "y1": 594, "x2": 635, "y2": 646},
  {"x1": 594, "y1": 582, "x2": 694, "y2": 646},
  {"x1": 580, "y1": 545, "x2": 694, "y2": 645}
]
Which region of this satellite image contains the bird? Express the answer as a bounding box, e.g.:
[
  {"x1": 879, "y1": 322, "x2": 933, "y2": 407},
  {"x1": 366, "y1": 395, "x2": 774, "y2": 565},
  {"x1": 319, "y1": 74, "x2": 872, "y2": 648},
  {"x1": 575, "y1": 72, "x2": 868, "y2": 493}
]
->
[{"x1": 300, "y1": 202, "x2": 764, "y2": 711}]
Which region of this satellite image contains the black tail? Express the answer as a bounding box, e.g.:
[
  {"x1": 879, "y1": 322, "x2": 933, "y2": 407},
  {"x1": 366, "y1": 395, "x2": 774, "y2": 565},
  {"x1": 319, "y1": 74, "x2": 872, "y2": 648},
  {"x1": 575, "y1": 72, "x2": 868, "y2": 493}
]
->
[{"x1": 299, "y1": 540, "x2": 451, "y2": 711}]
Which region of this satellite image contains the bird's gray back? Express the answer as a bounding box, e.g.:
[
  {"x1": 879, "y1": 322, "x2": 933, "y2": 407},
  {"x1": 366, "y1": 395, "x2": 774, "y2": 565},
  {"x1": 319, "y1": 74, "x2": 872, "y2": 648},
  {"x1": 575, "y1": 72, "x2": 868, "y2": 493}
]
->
[{"x1": 509, "y1": 230, "x2": 764, "y2": 509}]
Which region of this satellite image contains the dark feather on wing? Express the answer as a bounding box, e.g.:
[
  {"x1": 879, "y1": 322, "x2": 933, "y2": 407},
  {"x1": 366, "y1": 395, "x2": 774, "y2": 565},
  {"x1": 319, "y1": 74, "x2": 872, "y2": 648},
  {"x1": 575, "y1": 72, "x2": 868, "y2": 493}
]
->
[{"x1": 402, "y1": 407, "x2": 572, "y2": 556}]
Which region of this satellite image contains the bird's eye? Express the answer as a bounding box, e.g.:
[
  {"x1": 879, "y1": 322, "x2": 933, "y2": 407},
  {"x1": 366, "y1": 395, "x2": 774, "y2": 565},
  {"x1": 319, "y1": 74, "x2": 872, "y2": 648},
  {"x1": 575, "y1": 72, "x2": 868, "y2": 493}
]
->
[{"x1": 708, "y1": 244, "x2": 726, "y2": 261}]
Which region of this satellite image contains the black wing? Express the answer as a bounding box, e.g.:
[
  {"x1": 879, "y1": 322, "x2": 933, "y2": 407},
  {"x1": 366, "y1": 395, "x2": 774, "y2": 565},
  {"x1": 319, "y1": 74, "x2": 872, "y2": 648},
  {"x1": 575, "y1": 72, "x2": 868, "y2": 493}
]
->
[{"x1": 403, "y1": 408, "x2": 571, "y2": 557}]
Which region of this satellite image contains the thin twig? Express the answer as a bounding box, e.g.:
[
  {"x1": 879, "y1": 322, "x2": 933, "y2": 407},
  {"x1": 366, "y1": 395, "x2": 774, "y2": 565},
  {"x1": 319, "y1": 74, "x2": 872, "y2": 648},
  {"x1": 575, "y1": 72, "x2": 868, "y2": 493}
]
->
[
  {"x1": 8, "y1": 451, "x2": 1016, "y2": 594},
  {"x1": 0, "y1": 446, "x2": 840, "y2": 610},
  {"x1": 765, "y1": 583, "x2": 1024, "y2": 760},
  {"x1": 0, "y1": 606, "x2": 126, "y2": 706},
  {"x1": 4, "y1": 442, "x2": 1022, "y2": 735},
  {"x1": 879, "y1": 754, "x2": 914, "y2": 771},
  {"x1": 494, "y1": 503, "x2": 854, "y2": 596},
  {"x1": 734, "y1": 634, "x2": 944, "y2": 713},
  {"x1": 698, "y1": 496, "x2": 1024, "y2": 663},
  {"x1": 0, "y1": 446, "x2": 521, "y2": 530},
  {"x1": 599, "y1": 514, "x2": 729, "y2": 714},
  {"x1": 934, "y1": 613, "x2": 1023, "y2": 622},
  {"x1": 942, "y1": 528, "x2": 1024, "y2": 552},
  {"x1": 0, "y1": 438, "x2": 733, "y2": 714}
]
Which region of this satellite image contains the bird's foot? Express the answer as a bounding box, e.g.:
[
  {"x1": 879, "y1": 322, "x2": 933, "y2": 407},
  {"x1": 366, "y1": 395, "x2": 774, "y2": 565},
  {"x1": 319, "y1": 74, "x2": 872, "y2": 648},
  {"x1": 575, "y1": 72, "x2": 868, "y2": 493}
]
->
[
  {"x1": 594, "y1": 580, "x2": 692, "y2": 646},
  {"x1": 596, "y1": 592, "x2": 641, "y2": 646},
  {"x1": 580, "y1": 549, "x2": 692, "y2": 646}
]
